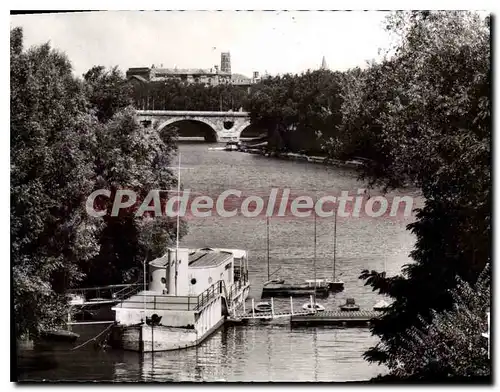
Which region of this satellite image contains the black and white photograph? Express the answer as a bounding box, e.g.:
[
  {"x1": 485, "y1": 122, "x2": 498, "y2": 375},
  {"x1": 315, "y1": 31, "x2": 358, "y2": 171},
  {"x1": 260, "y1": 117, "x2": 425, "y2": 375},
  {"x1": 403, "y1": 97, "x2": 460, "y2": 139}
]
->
[{"x1": 10, "y1": 7, "x2": 491, "y2": 383}]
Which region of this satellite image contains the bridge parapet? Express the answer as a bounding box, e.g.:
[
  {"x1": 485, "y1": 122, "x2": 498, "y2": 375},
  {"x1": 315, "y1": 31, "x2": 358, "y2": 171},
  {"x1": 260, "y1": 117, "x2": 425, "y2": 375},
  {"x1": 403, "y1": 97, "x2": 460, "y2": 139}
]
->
[{"x1": 137, "y1": 110, "x2": 250, "y2": 118}]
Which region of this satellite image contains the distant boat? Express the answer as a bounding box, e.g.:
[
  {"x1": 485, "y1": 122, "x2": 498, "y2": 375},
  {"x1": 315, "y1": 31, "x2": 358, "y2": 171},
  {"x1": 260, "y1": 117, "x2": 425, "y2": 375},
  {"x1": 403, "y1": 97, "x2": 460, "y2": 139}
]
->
[
  {"x1": 304, "y1": 279, "x2": 330, "y2": 288},
  {"x1": 254, "y1": 302, "x2": 272, "y2": 313},
  {"x1": 264, "y1": 278, "x2": 285, "y2": 285},
  {"x1": 306, "y1": 156, "x2": 326, "y2": 164},
  {"x1": 345, "y1": 159, "x2": 365, "y2": 167},
  {"x1": 261, "y1": 217, "x2": 333, "y2": 297},
  {"x1": 225, "y1": 141, "x2": 239, "y2": 151},
  {"x1": 302, "y1": 302, "x2": 325, "y2": 312},
  {"x1": 40, "y1": 329, "x2": 80, "y2": 343},
  {"x1": 339, "y1": 298, "x2": 360, "y2": 312},
  {"x1": 328, "y1": 279, "x2": 345, "y2": 292},
  {"x1": 373, "y1": 300, "x2": 390, "y2": 311},
  {"x1": 262, "y1": 281, "x2": 329, "y2": 297}
]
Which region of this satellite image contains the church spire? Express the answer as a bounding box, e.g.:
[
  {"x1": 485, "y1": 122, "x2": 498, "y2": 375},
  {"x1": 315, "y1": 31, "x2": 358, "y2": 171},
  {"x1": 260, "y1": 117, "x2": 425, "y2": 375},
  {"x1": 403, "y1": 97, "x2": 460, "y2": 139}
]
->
[{"x1": 320, "y1": 56, "x2": 328, "y2": 70}]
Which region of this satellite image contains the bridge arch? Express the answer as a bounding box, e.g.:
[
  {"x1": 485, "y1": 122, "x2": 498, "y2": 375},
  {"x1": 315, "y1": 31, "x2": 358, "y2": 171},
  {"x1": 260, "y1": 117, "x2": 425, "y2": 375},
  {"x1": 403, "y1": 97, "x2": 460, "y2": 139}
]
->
[
  {"x1": 236, "y1": 122, "x2": 268, "y2": 140},
  {"x1": 158, "y1": 118, "x2": 219, "y2": 142}
]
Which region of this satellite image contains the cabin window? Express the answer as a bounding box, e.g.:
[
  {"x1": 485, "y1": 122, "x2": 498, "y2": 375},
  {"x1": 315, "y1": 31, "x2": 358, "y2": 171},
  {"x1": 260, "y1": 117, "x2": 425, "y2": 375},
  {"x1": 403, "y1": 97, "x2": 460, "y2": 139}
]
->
[
  {"x1": 191, "y1": 278, "x2": 197, "y2": 285},
  {"x1": 161, "y1": 277, "x2": 166, "y2": 284}
]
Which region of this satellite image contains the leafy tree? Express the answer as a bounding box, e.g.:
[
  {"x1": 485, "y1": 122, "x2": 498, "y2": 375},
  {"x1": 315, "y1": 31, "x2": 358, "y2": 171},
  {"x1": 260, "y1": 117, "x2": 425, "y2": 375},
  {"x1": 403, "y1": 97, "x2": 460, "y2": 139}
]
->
[
  {"x1": 12, "y1": 29, "x2": 184, "y2": 337},
  {"x1": 245, "y1": 70, "x2": 344, "y2": 155},
  {"x1": 83, "y1": 65, "x2": 133, "y2": 122},
  {"x1": 343, "y1": 11, "x2": 491, "y2": 373},
  {"x1": 388, "y1": 264, "x2": 490, "y2": 380},
  {"x1": 81, "y1": 109, "x2": 186, "y2": 286},
  {"x1": 323, "y1": 64, "x2": 397, "y2": 178},
  {"x1": 11, "y1": 28, "x2": 101, "y2": 336},
  {"x1": 79, "y1": 66, "x2": 187, "y2": 287},
  {"x1": 131, "y1": 78, "x2": 248, "y2": 112}
]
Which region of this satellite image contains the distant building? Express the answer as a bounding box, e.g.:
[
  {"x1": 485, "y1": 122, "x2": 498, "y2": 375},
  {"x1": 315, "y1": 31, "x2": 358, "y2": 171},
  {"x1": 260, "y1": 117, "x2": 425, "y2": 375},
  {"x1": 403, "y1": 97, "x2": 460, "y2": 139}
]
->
[
  {"x1": 220, "y1": 52, "x2": 231, "y2": 74},
  {"x1": 320, "y1": 56, "x2": 328, "y2": 70},
  {"x1": 126, "y1": 52, "x2": 261, "y2": 87}
]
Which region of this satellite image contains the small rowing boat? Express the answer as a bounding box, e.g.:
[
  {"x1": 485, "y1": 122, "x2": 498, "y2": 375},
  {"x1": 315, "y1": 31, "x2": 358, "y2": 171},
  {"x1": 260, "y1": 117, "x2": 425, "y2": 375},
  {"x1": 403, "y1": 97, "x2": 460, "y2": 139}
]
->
[
  {"x1": 254, "y1": 302, "x2": 272, "y2": 313},
  {"x1": 339, "y1": 298, "x2": 360, "y2": 312},
  {"x1": 302, "y1": 302, "x2": 325, "y2": 312},
  {"x1": 40, "y1": 329, "x2": 80, "y2": 343},
  {"x1": 373, "y1": 300, "x2": 390, "y2": 311}
]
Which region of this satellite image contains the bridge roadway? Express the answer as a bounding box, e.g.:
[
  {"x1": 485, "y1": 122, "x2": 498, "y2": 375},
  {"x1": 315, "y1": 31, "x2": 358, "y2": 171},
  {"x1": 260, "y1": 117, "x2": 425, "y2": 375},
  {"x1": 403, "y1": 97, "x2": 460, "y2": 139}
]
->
[{"x1": 136, "y1": 110, "x2": 252, "y2": 142}]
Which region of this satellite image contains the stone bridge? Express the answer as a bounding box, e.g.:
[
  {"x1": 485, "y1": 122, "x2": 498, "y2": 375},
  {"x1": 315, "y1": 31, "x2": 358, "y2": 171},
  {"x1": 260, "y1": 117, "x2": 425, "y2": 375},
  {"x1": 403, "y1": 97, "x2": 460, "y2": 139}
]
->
[{"x1": 136, "y1": 110, "x2": 252, "y2": 142}]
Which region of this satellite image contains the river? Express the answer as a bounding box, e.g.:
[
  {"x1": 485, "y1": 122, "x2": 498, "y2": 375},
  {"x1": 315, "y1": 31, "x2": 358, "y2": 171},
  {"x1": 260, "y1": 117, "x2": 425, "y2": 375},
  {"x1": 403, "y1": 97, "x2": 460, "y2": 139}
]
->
[{"x1": 17, "y1": 140, "x2": 422, "y2": 382}]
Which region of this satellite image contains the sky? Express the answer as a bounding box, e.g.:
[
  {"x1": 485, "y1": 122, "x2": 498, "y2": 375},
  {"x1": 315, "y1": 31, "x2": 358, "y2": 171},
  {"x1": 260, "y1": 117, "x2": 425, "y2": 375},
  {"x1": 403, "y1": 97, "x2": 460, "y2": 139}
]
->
[{"x1": 11, "y1": 11, "x2": 393, "y2": 78}]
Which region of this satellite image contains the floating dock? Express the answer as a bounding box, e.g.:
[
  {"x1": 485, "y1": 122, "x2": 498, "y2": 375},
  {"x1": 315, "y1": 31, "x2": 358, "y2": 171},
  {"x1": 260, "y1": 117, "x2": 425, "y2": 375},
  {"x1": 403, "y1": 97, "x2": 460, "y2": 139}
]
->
[
  {"x1": 290, "y1": 310, "x2": 380, "y2": 327},
  {"x1": 228, "y1": 297, "x2": 314, "y2": 323},
  {"x1": 228, "y1": 310, "x2": 314, "y2": 323},
  {"x1": 228, "y1": 297, "x2": 381, "y2": 328}
]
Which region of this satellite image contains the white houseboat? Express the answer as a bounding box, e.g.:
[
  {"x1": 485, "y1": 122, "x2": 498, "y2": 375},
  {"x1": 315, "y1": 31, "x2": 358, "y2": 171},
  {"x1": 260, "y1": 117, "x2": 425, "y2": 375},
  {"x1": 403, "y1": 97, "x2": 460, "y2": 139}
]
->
[{"x1": 109, "y1": 247, "x2": 250, "y2": 352}]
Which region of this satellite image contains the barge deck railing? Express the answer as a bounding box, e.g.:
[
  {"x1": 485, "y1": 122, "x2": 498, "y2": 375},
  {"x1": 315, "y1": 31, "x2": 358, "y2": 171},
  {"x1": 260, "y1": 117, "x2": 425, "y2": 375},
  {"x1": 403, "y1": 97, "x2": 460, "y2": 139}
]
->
[
  {"x1": 68, "y1": 283, "x2": 142, "y2": 302},
  {"x1": 112, "y1": 280, "x2": 247, "y2": 312}
]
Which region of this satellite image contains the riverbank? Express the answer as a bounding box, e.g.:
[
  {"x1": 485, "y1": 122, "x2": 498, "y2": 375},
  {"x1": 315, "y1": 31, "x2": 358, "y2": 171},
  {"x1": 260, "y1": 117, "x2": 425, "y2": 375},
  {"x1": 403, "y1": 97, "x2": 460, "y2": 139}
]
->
[{"x1": 239, "y1": 147, "x2": 366, "y2": 169}]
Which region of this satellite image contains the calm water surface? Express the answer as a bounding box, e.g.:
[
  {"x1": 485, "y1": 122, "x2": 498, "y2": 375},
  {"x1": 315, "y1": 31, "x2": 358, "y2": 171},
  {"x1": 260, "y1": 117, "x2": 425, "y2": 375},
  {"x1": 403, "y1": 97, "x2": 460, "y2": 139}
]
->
[{"x1": 18, "y1": 141, "x2": 423, "y2": 382}]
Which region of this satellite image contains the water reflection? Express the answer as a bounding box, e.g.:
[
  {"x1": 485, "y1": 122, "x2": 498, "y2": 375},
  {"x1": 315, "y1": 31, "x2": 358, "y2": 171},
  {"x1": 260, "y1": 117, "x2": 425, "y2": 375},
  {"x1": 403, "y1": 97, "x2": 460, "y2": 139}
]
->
[{"x1": 113, "y1": 324, "x2": 384, "y2": 382}]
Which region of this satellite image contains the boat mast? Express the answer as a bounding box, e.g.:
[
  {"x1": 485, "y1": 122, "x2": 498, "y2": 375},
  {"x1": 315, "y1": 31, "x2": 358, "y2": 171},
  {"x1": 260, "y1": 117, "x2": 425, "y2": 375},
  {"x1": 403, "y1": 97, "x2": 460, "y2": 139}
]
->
[
  {"x1": 333, "y1": 211, "x2": 337, "y2": 282},
  {"x1": 143, "y1": 255, "x2": 146, "y2": 320},
  {"x1": 267, "y1": 216, "x2": 270, "y2": 281},
  {"x1": 175, "y1": 152, "x2": 181, "y2": 296},
  {"x1": 313, "y1": 208, "x2": 317, "y2": 302}
]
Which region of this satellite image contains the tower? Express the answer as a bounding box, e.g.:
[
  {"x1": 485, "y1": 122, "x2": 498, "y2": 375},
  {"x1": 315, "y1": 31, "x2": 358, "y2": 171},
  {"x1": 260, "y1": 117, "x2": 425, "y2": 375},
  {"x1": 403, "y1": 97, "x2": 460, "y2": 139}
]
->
[
  {"x1": 320, "y1": 56, "x2": 328, "y2": 70},
  {"x1": 221, "y1": 52, "x2": 231, "y2": 74}
]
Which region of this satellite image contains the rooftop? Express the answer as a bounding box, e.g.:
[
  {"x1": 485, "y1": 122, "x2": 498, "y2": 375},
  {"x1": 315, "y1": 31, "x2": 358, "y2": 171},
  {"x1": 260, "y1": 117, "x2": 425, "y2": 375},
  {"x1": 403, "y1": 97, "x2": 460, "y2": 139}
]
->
[
  {"x1": 127, "y1": 67, "x2": 151, "y2": 72},
  {"x1": 231, "y1": 73, "x2": 251, "y2": 81},
  {"x1": 148, "y1": 248, "x2": 244, "y2": 268},
  {"x1": 188, "y1": 250, "x2": 233, "y2": 268},
  {"x1": 151, "y1": 68, "x2": 230, "y2": 76},
  {"x1": 149, "y1": 256, "x2": 169, "y2": 268},
  {"x1": 211, "y1": 248, "x2": 247, "y2": 259}
]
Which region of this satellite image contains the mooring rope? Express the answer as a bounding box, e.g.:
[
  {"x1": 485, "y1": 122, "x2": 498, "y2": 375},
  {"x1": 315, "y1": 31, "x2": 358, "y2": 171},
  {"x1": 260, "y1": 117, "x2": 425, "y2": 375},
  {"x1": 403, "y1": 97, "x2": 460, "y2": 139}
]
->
[{"x1": 70, "y1": 322, "x2": 115, "y2": 351}]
